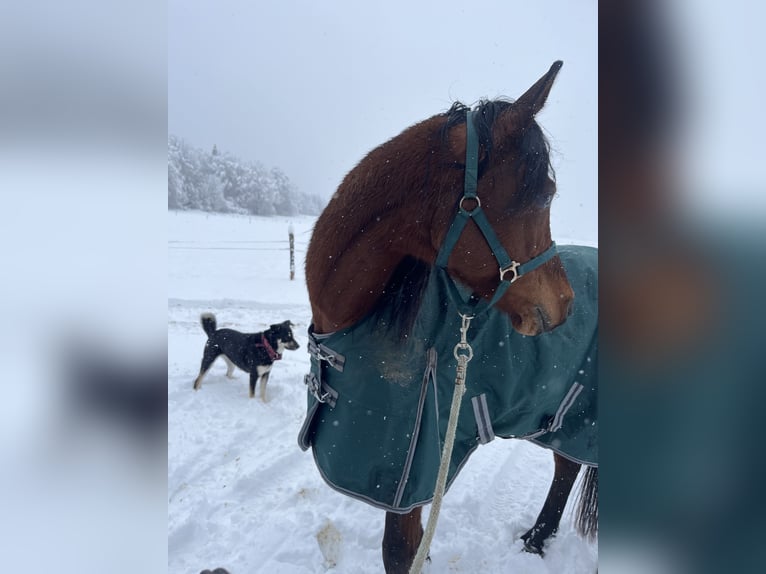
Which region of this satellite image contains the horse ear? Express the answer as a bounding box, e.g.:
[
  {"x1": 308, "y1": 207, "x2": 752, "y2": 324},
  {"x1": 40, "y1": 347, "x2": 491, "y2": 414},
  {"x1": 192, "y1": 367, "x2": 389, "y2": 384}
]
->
[
  {"x1": 496, "y1": 61, "x2": 563, "y2": 138},
  {"x1": 514, "y1": 60, "x2": 563, "y2": 119}
]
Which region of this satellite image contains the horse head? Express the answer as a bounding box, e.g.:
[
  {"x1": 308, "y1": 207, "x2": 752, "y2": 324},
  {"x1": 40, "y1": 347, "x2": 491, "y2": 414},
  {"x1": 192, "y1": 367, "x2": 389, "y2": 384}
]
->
[
  {"x1": 430, "y1": 62, "x2": 574, "y2": 335},
  {"x1": 307, "y1": 62, "x2": 574, "y2": 337}
]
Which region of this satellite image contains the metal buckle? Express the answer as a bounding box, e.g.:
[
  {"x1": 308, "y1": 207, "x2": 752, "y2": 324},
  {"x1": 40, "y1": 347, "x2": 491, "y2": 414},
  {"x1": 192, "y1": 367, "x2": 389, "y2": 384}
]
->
[
  {"x1": 304, "y1": 373, "x2": 329, "y2": 404},
  {"x1": 308, "y1": 338, "x2": 345, "y2": 372},
  {"x1": 308, "y1": 339, "x2": 334, "y2": 364},
  {"x1": 452, "y1": 313, "x2": 475, "y2": 363},
  {"x1": 499, "y1": 260, "x2": 521, "y2": 283}
]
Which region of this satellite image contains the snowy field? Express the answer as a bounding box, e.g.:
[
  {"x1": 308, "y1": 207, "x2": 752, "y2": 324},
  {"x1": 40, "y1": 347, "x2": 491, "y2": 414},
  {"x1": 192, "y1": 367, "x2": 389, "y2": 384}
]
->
[{"x1": 168, "y1": 210, "x2": 597, "y2": 573}]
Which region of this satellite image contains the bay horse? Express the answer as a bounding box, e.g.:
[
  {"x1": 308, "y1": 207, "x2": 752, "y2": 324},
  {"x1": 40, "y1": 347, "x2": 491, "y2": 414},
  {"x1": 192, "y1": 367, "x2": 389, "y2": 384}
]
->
[{"x1": 299, "y1": 61, "x2": 598, "y2": 573}]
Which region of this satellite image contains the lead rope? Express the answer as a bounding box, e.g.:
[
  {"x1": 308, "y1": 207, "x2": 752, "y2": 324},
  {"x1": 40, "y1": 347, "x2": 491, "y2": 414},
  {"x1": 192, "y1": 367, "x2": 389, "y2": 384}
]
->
[{"x1": 409, "y1": 313, "x2": 474, "y2": 574}]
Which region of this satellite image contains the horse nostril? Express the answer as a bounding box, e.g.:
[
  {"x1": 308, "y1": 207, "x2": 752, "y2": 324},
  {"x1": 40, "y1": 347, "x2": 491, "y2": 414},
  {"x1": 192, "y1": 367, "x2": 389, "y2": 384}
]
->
[{"x1": 566, "y1": 299, "x2": 575, "y2": 318}]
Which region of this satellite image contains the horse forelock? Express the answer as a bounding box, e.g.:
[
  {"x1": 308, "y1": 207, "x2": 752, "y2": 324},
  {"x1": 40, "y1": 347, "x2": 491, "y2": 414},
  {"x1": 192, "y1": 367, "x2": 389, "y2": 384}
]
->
[{"x1": 442, "y1": 99, "x2": 556, "y2": 211}]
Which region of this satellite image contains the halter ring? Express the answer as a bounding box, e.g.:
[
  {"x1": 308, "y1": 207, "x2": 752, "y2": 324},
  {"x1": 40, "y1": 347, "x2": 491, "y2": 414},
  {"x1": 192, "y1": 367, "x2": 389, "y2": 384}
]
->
[
  {"x1": 499, "y1": 261, "x2": 521, "y2": 283},
  {"x1": 458, "y1": 195, "x2": 481, "y2": 214}
]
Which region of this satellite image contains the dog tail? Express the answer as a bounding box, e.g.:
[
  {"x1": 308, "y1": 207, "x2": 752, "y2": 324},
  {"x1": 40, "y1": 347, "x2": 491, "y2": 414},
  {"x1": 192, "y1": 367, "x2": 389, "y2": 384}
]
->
[{"x1": 200, "y1": 313, "x2": 217, "y2": 337}]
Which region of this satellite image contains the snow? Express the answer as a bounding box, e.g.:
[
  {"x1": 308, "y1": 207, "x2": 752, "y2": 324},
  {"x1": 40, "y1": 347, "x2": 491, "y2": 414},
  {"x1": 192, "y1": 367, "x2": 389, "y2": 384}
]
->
[{"x1": 168, "y1": 210, "x2": 597, "y2": 573}]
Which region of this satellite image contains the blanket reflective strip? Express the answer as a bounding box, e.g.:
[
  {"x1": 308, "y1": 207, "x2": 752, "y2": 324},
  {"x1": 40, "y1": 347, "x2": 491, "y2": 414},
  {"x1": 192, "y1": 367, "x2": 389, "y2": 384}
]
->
[
  {"x1": 550, "y1": 383, "x2": 584, "y2": 432},
  {"x1": 471, "y1": 394, "x2": 494, "y2": 444}
]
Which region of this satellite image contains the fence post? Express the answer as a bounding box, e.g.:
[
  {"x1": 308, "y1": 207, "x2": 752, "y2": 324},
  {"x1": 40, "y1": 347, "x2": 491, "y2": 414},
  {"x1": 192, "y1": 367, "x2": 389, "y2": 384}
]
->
[{"x1": 289, "y1": 223, "x2": 295, "y2": 280}]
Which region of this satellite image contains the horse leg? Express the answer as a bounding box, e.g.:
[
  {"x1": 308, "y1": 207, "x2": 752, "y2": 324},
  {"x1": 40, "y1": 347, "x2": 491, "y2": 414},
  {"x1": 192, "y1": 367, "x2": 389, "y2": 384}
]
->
[
  {"x1": 521, "y1": 452, "x2": 581, "y2": 554},
  {"x1": 382, "y1": 507, "x2": 423, "y2": 574}
]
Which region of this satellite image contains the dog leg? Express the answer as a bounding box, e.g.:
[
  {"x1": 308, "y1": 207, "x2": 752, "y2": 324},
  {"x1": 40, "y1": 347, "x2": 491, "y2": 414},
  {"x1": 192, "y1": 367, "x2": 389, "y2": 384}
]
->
[
  {"x1": 223, "y1": 356, "x2": 236, "y2": 379},
  {"x1": 259, "y1": 369, "x2": 271, "y2": 402},
  {"x1": 193, "y1": 366, "x2": 212, "y2": 391},
  {"x1": 193, "y1": 345, "x2": 220, "y2": 391},
  {"x1": 249, "y1": 372, "x2": 259, "y2": 399}
]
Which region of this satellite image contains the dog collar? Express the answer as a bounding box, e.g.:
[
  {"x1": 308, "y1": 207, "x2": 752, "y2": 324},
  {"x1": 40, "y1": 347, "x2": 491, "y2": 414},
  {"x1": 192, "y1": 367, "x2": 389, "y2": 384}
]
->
[{"x1": 259, "y1": 335, "x2": 282, "y2": 361}]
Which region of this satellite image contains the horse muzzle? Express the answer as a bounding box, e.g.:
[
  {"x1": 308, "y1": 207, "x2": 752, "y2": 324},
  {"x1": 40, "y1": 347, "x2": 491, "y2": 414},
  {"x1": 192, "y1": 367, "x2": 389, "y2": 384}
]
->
[{"x1": 509, "y1": 291, "x2": 574, "y2": 336}]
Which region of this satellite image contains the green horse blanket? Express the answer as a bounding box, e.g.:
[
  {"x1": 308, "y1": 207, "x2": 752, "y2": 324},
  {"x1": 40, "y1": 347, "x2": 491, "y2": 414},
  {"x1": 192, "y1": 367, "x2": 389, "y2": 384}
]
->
[{"x1": 299, "y1": 244, "x2": 597, "y2": 513}]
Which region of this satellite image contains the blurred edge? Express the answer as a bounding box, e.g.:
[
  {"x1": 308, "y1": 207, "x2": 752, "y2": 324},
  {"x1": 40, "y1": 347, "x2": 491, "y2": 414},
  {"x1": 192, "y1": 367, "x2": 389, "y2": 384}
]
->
[
  {"x1": 600, "y1": 0, "x2": 766, "y2": 573},
  {"x1": 0, "y1": 2, "x2": 167, "y2": 573},
  {"x1": 3, "y1": 0, "x2": 766, "y2": 573}
]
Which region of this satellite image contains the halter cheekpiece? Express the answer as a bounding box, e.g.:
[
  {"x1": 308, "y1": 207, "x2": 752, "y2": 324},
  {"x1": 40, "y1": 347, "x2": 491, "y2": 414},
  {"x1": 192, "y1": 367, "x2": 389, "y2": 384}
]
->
[{"x1": 434, "y1": 109, "x2": 558, "y2": 315}]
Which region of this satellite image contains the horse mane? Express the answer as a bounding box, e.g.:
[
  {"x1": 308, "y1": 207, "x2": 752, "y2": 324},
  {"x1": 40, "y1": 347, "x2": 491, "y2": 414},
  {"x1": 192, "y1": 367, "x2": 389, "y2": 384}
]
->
[
  {"x1": 372, "y1": 255, "x2": 433, "y2": 341},
  {"x1": 372, "y1": 98, "x2": 555, "y2": 340}
]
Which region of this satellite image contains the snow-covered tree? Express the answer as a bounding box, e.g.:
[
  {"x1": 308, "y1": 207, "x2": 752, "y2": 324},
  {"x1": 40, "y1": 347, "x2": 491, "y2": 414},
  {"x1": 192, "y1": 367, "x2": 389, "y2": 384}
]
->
[{"x1": 167, "y1": 135, "x2": 324, "y2": 216}]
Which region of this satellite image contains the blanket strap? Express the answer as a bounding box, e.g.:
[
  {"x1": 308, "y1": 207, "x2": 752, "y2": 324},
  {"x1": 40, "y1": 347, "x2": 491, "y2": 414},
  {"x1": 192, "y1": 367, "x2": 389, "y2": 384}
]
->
[
  {"x1": 409, "y1": 313, "x2": 474, "y2": 574},
  {"x1": 305, "y1": 333, "x2": 344, "y2": 408}
]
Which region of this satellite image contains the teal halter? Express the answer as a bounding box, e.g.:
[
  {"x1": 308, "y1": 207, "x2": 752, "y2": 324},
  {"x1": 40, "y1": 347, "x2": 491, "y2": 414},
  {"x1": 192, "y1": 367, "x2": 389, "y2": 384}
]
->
[{"x1": 434, "y1": 109, "x2": 558, "y2": 316}]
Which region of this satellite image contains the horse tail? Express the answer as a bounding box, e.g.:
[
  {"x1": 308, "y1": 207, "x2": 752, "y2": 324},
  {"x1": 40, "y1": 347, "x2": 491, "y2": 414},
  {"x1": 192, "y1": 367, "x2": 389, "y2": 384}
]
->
[
  {"x1": 574, "y1": 465, "x2": 598, "y2": 540},
  {"x1": 200, "y1": 313, "x2": 217, "y2": 337}
]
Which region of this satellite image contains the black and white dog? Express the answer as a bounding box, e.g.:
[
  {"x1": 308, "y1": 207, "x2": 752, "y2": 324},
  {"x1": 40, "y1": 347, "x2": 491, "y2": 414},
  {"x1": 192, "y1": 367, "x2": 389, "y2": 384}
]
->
[{"x1": 192, "y1": 313, "x2": 300, "y2": 400}]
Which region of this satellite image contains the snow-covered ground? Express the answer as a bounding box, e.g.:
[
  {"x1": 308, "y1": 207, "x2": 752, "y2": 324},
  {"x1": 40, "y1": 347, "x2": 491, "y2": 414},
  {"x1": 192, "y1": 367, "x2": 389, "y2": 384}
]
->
[{"x1": 168, "y1": 210, "x2": 597, "y2": 573}]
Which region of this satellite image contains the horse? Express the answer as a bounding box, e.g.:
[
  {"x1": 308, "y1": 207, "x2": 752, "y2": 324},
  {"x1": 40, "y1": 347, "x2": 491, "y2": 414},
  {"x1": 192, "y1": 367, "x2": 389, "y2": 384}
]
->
[{"x1": 298, "y1": 61, "x2": 598, "y2": 573}]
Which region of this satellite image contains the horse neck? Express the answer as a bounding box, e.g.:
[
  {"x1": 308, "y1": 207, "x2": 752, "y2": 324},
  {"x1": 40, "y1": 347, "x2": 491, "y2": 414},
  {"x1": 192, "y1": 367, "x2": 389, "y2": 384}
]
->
[
  {"x1": 307, "y1": 116, "x2": 449, "y2": 334},
  {"x1": 306, "y1": 197, "x2": 434, "y2": 334}
]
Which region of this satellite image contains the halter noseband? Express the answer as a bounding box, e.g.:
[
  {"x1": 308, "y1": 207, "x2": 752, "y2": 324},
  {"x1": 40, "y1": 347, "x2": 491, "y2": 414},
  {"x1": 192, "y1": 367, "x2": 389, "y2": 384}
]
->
[{"x1": 434, "y1": 109, "x2": 558, "y2": 315}]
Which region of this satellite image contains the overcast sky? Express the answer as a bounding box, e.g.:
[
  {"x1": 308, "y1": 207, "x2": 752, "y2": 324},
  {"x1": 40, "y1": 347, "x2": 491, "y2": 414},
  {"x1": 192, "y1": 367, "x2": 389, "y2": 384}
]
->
[{"x1": 169, "y1": 0, "x2": 597, "y2": 242}]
